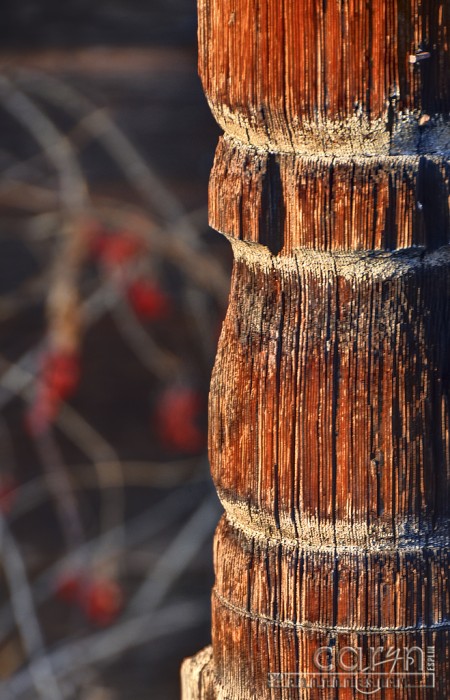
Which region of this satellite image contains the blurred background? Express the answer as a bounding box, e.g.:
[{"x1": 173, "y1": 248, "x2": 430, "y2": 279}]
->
[{"x1": 0, "y1": 2, "x2": 230, "y2": 698}]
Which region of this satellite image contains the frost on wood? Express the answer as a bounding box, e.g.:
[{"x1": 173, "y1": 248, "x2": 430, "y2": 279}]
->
[{"x1": 184, "y1": 1, "x2": 450, "y2": 698}]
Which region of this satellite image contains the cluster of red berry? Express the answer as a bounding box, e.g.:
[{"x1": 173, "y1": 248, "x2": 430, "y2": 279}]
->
[
  {"x1": 154, "y1": 386, "x2": 206, "y2": 454},
  {"x1": 90, "y1": 227, "x2": 172, "y2": 320},
  {"x1": 26, "y1": 350, "x2": 81, "y2": 436},
  {"x1": 56, "y1": 570, "x2": 123, "y2": 627},
  {"x1": 89, "y1": 228, "x2": 144, "y2": 268},
  {"x1": 25, "y1": 218, "x2": 210, "y2": 462},
  {"x1": 90, "y1": 227, "x2": 206, "y2": 453}
]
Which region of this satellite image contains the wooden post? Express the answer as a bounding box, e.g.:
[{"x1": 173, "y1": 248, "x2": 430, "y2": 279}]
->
[{"x1": 182, "y1": 2, "x2": 450, "y2": 698}]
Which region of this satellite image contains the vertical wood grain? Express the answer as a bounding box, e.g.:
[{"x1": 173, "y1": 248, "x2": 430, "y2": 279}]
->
[{"x1": 183, "y1": 1, "x2": 450, "y2": 698}]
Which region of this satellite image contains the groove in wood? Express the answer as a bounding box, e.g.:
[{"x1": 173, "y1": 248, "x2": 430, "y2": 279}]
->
[{"x1": 210, "y1": 138, "x2": 450, "y2": 253}]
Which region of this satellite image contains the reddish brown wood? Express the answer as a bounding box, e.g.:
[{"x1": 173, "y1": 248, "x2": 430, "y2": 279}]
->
[
  {"x1": 199, "y1": 0, "x2": 450, "y2": 155},
  {"x1": 210, "y1": 143, "x2": 450, "y2": 252},
  {"x1": 183, "y1": 2, "x2": 450, "y2": 698}
]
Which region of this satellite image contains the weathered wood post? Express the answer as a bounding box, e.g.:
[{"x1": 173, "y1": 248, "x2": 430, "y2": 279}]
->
[{"x1": 182, "y1": 2, "x2": 450, "y2": 698}]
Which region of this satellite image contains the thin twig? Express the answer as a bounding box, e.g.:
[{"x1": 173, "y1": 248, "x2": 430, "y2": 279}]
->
[
  {"x1": 0, "y1": 478, "x2": 210, "y2": 645},
  {"x1": 1, "y1": 599, "x2": 209, "y2": 700},
  {"x1": 0, "y1": 353, "x2": 125, "y2": 592},
  {"x1": 111, "y1": 297, "x2": 180, "y2": 380},
  {"x1": 57, "y1": 404, "x2": 125, "y2": 545},
  {"x1": 13, "y1": 71, "x2": 197, "y2": 242},
  {"x1": 129, "y1": 493, "x2": 220, "y2": 612},
  {"x1": 32, "y1": 430, "x2": 85, "y2": 550},
  {"x1": 0, "y1": 515, "x2": 64, "y2": 700},
  {"x1": 13, "y1": 71, "x2": 228, "y2": 364},
  {"x1": 0, "y1": 76, "x2": 87, "y2": 215}
]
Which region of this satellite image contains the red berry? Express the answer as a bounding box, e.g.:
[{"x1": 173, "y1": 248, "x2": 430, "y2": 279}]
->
[
  {"x1": 155, "y1": 386, "x2": 205, "y2": 454},
  {"x1": 81, "y1": 578, "x2": 123, "y2": 627},
  {"x1": 25, "y1": 351, "x2": 81, "y2": 436},
  {"x1": 127, "y1": 280, "x2": 171, "y2": 320},
  {"x1": 91, "y1": 231, "x2": 144, "y2": 267},
  {"x1": 42, "y1": 352, "x2": 80, "y2": 401}
]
